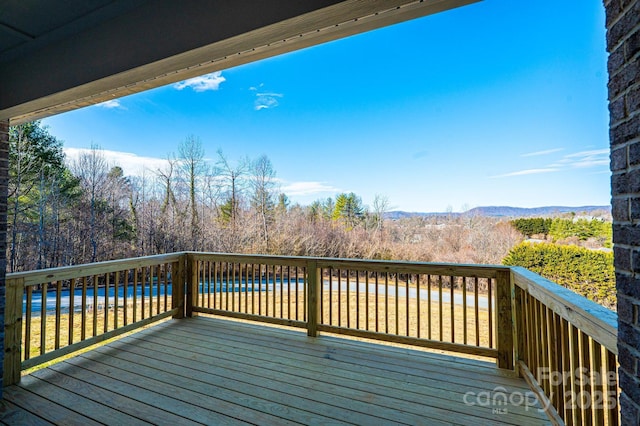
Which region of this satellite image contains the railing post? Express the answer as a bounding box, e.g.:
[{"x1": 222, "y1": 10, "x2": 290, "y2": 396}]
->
[
  {"x1": 4, "y1": 278, "x2": 24, "y2": 385},
  {"x1": 185, "y1": 253, "x2": 197, "y2": 318},
  {"x1": 496, "y1": 269, "x2": 514, "y2": 370},
  {"x1": 307, "y1": 260, "x2": 319, "y2": 337},
  {"x1": 171, "y1": 255, "x2": 185, "y2": 319}
]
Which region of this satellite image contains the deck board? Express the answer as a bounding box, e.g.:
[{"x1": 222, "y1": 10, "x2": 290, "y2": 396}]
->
[{"x1": 2, "y1": 316, "x2": 551, "y2": 425}]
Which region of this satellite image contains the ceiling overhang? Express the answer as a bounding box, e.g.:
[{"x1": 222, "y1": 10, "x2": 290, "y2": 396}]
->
[{"x1": 0, "y1": 0, "x2": 479, "y2": 124}]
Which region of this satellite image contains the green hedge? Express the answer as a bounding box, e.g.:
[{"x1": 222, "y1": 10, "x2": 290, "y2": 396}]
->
[{"x1": 503, "y1": 242, "x2": 615, "y2": 308}]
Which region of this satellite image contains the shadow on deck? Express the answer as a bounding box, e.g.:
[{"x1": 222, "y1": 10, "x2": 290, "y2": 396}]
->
[{"x1": 1, "y1": 316, "x2": 549, "y2": 425}]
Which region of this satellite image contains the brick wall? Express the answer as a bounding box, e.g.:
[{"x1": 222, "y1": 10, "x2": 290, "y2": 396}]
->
[
  {"x1": 0, "y1": 119, "x2": 8, "y2": 398},
  {"x1": 605, "y1": 0, "x2": 640, "y2": 423}
]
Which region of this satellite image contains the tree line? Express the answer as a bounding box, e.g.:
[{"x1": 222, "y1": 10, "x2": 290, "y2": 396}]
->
[
  {"x1": 510, "y1": 216, "x2": 612, "y2": 248},
  {"x1": 8, "y1": 122, "x2": 522, "y2": 272}
]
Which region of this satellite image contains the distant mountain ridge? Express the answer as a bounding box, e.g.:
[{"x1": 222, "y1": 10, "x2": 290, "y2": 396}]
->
[{"x1": 385, "y1": 205, "x2": 611, "y2": 219}]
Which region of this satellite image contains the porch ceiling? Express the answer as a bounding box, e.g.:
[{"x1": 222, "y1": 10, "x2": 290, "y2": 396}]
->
[{"x1": 0, "y1": 0, "x2": 479, "y2": 124}]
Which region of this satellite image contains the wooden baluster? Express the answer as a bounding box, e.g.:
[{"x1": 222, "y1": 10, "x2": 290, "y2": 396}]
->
[
  {"x1": 604, "y1": 350, "x2": 618, "y2": 426},
  {"x1": 568, "y1": 323, "x2": 582, "y2": 425},
  {"x1": 356, "y1": 270, "x2": 360, "y2": 330},
  {"x1": 331, "y1": 268, "x2": 335, "y2": 325},
  {"x1": 346, "y1": 269, "x2": 351, "y2": 328},
  {"x1": 123, "y1": 271, "x2": 128, "y2": 326},
  {"x1": 293, "y1": 266, "x2": 298, "y2": 323},
  {"x1": 488, "y1": 278, "x2": 494, "y2": 348},
  {"x1": 92, "y1": 275, "x2": 98, "y2": 337},
  {"x1": 462, "y1": 276, "x2": 467, "y2": 345},
  {"x1": 338, "y1": 269, "x2": 342, "y2": 327},
  {"x1": 385, "y1": 272, "x2": 390, "y2": 334},
  {"x1": 590, "y1": 340, "x2": 604, "y2": 426},
  {"x1": 245, "y1": 264, "x2": 249, "y2": 314},
  {"x1": 438, "y1": 275, "x2": 443, "y2": 341},
  {"x1": 156, "y1": 265, "x2": 161, "y2": 315},
  {"x1": 41, "y1": 283, "x2": 47, "y2": 355},
  {"x1": 69, "y1": 278, "x2": 75, "y2": 345},
  {"x1": 395, "y1": 273, "x2": 399, "y2": 335},
  {"x1": 149, "y1": 266, "x2": 154, "y2": 318},
  {"x1": 164, "y1": 264, "x2": 169, "y2": 312},
  {"x1": 212, "y1": 261, "x2": 218, "y2": 310},
  {"x1": 132, "y1": 269, "x2": 138, "y2": 324},
  {"x1": 428, "y1": 275, "x2": 432, "y2": 340},
  {"x1": 55, "y1": 280, "x2": 62, "y2": 350},
  {"x1": 271, "y1": 265, "x2": 276, "y2": 317},
  {"x1": 416, "y1": 274, "x2": 421, "y2": 338},
  {"x1": 474, "y1": 276, "x2": 479, "y2": 346},
  {"x1": 105, "y1": 274, "x2": 111, "y2": 333},
  {"x1": 233, "y1": 263, "x2": 237, "y2": 313},
  {"x1": 552, "y1": 313, "x2": 564, "y2": 419},
  {"x1": 578, "y1": 331, "x2": 591, "y2": 423},
  {"x1": 450, "y1": 276, "x2": 455, "y2": 343},
  {"x1": 262, "y1": 263, "x2": 266, "y2": 315},
  {"x1": 81, "y1": 277, "x2": 87, "y2": 341},
  {"x1": 365, "y1": 273, "x2": 370, "y2": 331},
  {"x1": 114, "y1": 271, "x2": 119, "y2": 330},
  {"x1": 274, "y1": 265, "x2": 279, "y2": 318},
  {"x1": 141, "y1": 268, "x2": 146, "y2": 320},
  {"x1": 250, "y1": 264, "x2": 255, "y2": 315},
  {"x1": 287, "y1": 265, "x2": 291, "y2": 320},
  {"x1": 25, "y1": 285, "x2": 32, "y2": 360}
]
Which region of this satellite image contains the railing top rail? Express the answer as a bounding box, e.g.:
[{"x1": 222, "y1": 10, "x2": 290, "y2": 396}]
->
[
  {"x1": 511, "y1": 266, "x2": 617, "y2": 354},
  {"x1": 187, "y1": 251, "x2": 509, "y2": 278},
  {"x1": 7, "y1": 252, "x2": 184, "y2": 286}
]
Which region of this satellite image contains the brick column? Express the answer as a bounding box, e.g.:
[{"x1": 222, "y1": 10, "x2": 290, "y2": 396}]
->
[
  {"x1": 0, "y1": 119, "x2": 8, "y2": 398},
  {"x1": 605, "y1": 1, "x2": 640, "y2": 423}
]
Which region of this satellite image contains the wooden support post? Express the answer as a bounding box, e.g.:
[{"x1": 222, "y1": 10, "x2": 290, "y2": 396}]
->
[
  {"x1": 4, "y1": 278, "x2": 24, "y2": 386},
  {"x1": 172, "y1": 257, "x2": 185, "y2": 319},
  {"x1": 496, "y1": 269, "x2": 514, "y2": 370},
  {"x1": 307, "y1": 260, "x2": 319, "y2": 337},
  {"x1": 185, "y1": 253, "x2": 197, "y2": 318}
]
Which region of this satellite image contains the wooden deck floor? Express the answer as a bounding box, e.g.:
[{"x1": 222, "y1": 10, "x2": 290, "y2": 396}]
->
[{"x1": 1, "y1": 316, "x2": 550, "y2": 425}]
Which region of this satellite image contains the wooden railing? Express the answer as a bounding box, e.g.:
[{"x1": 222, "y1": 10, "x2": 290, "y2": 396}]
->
[
  {"x1": 3, "y1": 252, "x2": 619, "y2": 424},
  {"x1": 3, "y1": 253, "x2": 184, "y2": 385},
  {"x1": 188, "y1": 253, "x2": 511, "y2": 365},
  {"x1": 512, "y1": 267, "x2": 619, "y2": 425}
]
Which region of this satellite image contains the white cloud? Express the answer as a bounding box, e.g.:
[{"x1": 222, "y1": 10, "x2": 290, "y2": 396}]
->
[
  {"x1": 494, "y1": 148, "x2": 609, "y2": 178},
  {"x1": 255, "y1": 92, "x2": 283, "y2": 110},
  {"x1": 281, "y1": 181, "x2": 339, "y2": 196},
  {"x1": 174, "y1": 71, "x2": 226, "y2": 92},
  {"x1": 563, "y1": 149, "x2": 609, "y2": 168},
  {"x1": 64, "y1": 147, "x2": 169, "y2": 177},
  {"x1": 491, "y1": 168, "x2": 560, "y2": 178},
  {"x1": 521, "y1": 148, "x2": 563, "y2": 157},
  {"x1": 96, "y1": 99, "x2": 125, "y2": 109}
]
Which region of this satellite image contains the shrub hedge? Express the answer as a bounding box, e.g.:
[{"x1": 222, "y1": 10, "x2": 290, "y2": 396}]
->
[{"x1": 503, "y1": 242, "x2": 615, "y2": 309}]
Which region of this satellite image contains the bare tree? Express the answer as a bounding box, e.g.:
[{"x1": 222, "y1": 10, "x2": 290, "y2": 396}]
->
[
  {"x1": 179, "y1": 136, "x2": 206, "y2": 249},
  {"x1": 250, "y1": 155, "x2": 277, "y2": 251},
  {"x1": 372, "y1": 194, "x2": 390, "y2": 235},
  {"x1": 72, "y1": 145, "x2": 110, "y2": 262},
  {"x1": 215, "y1": 150, "x2": 248, "y2": 235}
]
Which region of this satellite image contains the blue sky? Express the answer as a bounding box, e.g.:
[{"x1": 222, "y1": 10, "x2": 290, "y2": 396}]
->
[{"x1": 43, "y1": 0, "x2": 610, "y2": 212}]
